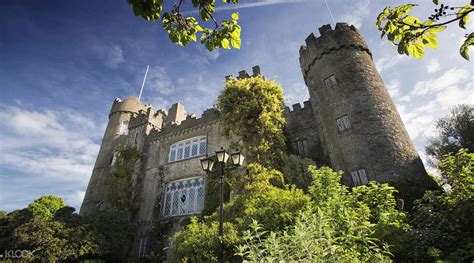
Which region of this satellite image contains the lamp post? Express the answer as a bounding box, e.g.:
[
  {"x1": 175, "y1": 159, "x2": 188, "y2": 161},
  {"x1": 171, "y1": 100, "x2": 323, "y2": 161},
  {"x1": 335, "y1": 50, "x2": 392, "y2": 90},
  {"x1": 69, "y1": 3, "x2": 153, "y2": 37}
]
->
[{"x1": 200, "y1": 147, "x2": 244, "y2": 263}]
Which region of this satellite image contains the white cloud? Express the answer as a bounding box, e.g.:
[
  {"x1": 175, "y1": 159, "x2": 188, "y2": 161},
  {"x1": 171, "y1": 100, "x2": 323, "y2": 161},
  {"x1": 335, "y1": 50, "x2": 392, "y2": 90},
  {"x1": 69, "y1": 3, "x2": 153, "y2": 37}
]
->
[
  {"x1": 386, "y1": 80, "x2": 401, "y2": 98},
  {"x1": 340, "y1": 0, "x2": 369, "y2": 29},
  {"x1": 411, "y1": 67, "x2": 470, "y2": 96},
  {"x1": 426, "y1": 59, "x2": 441, "y2": 73},
  {"x1": 104, "y1": 44, "x2": 125, "y2": 68},
  {"x1": 375, "y1": 54, "x2": 407, "y2": 73},
  {"x1": 183, "y1": 0, "x2": 309, "y2": 14},
  {"x1": 0, "y1": 105, "x2": 102, "y2": 210},
  {"x1": 146, "y1": 66, "x2": 174, "y2": 95}
]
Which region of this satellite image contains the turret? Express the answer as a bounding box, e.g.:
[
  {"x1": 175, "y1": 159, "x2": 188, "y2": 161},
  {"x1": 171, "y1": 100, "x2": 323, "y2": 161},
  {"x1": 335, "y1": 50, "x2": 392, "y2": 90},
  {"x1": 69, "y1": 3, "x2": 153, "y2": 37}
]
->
[
  {"x1": 80, "y1": 96, "x2": 147, "y2": 216},
  {"x1": 299, "y1": 23, "x2": 430, "y2": 187}
]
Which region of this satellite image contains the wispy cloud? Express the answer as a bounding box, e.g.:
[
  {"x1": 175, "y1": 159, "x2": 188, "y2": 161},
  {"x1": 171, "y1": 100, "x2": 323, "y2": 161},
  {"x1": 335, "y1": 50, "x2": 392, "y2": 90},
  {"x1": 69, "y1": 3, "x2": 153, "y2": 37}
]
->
[
  {"x1": 183, "y1": 0, "x2": 309, "y2": 15},
  {"x1": 104, "y1": 44, "x2": 125, "y2": 68},
  {"x1": 0, "y1": 105, "x2": 102, "y2": 210},
  {"x1": 375, "y1": 54, "x2": 407, "y2": 73},
  {"x1": 411, "y1": 67, "x2": 470, "y2": 96},
  {"x1": 426, "y1": 58, "x2": 441, "y2": 73},
  {"x1": 340, "y1": 0, "x2": 370, "y2": 29}
]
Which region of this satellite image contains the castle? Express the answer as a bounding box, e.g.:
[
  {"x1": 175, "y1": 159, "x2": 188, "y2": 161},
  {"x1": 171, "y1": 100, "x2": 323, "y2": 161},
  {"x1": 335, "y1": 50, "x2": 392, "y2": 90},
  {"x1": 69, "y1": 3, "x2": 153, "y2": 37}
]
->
[{"x1": 80, "y1": 23, "x2": 429, "y2": 257}]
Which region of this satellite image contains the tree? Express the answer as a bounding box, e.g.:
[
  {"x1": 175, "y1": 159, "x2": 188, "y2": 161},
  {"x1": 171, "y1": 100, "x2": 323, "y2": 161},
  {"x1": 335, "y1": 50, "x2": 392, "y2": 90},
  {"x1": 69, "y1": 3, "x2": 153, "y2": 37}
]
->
[
  {"x1": 426, "y1": 104, "x2": 474, "y2": 164},
  {"x1": 376, "y1": 1, "x2": 474, "y2": 60},
  {"x1": 27, "y1": 195, "x2": 65, "y2": 220},
  {"x1": 127, "y1": 0, "x2": 241, "y2": 51},
  {"x1": 0, "y1": 198, "x2": 104, "y2": 262},
  {"x1": 408, "y1": 149, "x2": 474, "y2": 261},
  {"x1": 13, "y1": 208, "x2": 104, "y2": 262},
  {"x1": 217, "y1": 76, "x2": 286, "y2": 167}
]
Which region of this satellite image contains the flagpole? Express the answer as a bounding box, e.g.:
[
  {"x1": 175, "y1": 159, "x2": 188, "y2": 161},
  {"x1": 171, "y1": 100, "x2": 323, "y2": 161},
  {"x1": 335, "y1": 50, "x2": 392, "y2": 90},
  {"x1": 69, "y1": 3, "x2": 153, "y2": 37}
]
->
[
  {"x1": 138, "y1": 65, "x2": 149, "y2": 101},
  {"x1": 324, "y1": 0, "x2": 336, "y2": 27}
]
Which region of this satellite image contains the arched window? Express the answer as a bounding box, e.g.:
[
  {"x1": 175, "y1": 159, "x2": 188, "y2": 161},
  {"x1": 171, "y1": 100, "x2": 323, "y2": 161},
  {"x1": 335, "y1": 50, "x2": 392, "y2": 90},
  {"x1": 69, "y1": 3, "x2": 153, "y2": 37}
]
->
[
  {"x1": 163, "y1": 177, "x2": 205, "y2": 217},
  {"x1": 168, "y1": 136, "x2": 207, "y2": 163}
]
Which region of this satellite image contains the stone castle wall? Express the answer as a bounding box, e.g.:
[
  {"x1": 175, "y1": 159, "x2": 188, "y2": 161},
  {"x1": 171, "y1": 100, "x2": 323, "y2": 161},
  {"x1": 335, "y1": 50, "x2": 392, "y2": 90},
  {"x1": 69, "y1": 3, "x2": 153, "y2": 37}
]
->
[
  {"x1": 80, "y1": 23, "x2": 431, "y2": 257},
  {"x1": 299, "y1": 23, "x2": 427, "y2": 184}
]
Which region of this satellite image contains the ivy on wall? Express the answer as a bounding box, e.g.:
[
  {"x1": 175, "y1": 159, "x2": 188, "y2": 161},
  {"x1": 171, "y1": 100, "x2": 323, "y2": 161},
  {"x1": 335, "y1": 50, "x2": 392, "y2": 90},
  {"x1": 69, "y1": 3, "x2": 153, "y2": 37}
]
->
[{"x1": 217, "y1": 76, "x2": 286, "y2": 168}]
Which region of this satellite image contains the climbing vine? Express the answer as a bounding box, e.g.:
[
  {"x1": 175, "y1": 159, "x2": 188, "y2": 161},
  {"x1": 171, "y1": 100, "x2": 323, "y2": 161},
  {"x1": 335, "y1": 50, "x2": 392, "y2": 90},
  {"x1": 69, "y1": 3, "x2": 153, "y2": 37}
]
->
[
  {"x1": 217, "y1": 76, "x2": 286, "y2": 168},
  {"x1": 105, "y1": 145, "x2": 142, "y2": 218}
]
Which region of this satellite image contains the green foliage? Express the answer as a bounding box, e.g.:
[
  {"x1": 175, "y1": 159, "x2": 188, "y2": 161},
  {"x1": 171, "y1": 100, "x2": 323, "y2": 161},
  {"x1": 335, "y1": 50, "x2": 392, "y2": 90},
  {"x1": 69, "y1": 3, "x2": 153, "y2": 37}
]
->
[
  {"x1": 0, "y1": 208, "x2": 33, "y2": 251},
  {"x1": 280, "y1": 154, "x2": 315, "y2": 192},
  {"x1": 13, "y1": 208, "x2": 104, "y2": 262},
  {"x1": 27, "y1": 195, "x2": 65, "y2": 220},
  {"x1": 201, "y1": 167, "x2": 231, "y2": 216},
  {"x1": 93, "y1": 145, "x2": 142, "y2": 259},
  {"x1": 438, "y1": 148, "x2": 474, "y2": 203},
  {"x1": 460, "y1": 32, "x2": 474, "y2": 60},
  {"x1": 426, "y1": 104, "x2": 474, "y2": 165},
  {"x1": 171, "y1": 163, "x2": 310, "y2": 261},
  {"x1": 106, "y1": 145, "x2": 142, "y2": 215},
  {"x1": 236, "y1": 166, "x2": 400, "y2": 261},
  {"x1": 387, "y1": 175, "x2": 439, "y2": 212},
  {"x1": 128, "y1": 0, "x2": 241, "y2": 50},
  {"x1": 85, "y1": 207, "x2": 136, "y2": 260},
  {"x1": 376, "y1": 2, "x2": 474, "y2": 60},
  {"x1": 408, "y1": 149, "x2": 474, "y2": 261},
  {"x1": 217, "y1": 76, "x2": 286, "y2": 167},
  {"x1": 172, "y1": 217, "x2": 240, "y2": 262},
  {"x1": 0, "y1": 202, "x2": 104, "y2": 262}
]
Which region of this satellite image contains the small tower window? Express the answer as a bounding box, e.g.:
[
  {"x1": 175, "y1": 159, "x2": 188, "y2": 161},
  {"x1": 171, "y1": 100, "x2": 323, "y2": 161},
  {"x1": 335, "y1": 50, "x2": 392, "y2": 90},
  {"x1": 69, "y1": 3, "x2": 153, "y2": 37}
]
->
[
  {"x1": 293, "y1": 139, "x2": 309, "y2": 156},
  {"x1": 138, "y1": 237, "x2": 148, "y2": 257},
  {"x1": 96, "y1": 201, "x2": 105, "y2": 211},
  {"x1": 324, "y1": 75, "x2": 337, "y2": 89},
  {"x1": 110, "y1": 152, "x2": 118, "y2": 166},
  {"x1": 336, "y1": 115, "x2": 352, "y2": 132},
  {"x1": 119, "y1": 121, "x2": 129, "y2": 135},
  {"x1": 351, "y1": 169, "x2": 368, "y2": 186}
]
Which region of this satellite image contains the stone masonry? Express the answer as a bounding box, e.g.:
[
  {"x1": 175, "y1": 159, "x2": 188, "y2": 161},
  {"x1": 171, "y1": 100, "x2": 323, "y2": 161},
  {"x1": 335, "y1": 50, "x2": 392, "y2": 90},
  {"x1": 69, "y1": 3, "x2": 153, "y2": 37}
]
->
[{"x1": 80, "y1": 23, "x2": 430, "y2": 258}]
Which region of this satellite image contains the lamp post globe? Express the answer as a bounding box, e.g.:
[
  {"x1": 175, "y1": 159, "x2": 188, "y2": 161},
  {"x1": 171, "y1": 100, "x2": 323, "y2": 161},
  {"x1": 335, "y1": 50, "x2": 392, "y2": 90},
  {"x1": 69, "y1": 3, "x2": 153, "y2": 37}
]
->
[
  {"x1": 230, "y1": 149, "x2": 245, "y2": 166},
  {"x1": 215, "y1": 147, "x2": 229, "y2": 164}
]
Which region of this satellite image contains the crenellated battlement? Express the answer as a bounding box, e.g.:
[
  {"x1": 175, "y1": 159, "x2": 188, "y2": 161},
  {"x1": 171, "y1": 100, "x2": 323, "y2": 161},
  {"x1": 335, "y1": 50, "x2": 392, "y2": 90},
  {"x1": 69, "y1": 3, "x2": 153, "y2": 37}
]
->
[
  {"x1": 284, "y1": 100, "x2": 312, "y2": 114},
  {"x1": 299, "y1": 23, "x2": 371, "y2": 77},
  {"x1": 284, "y1": 100, "x2": 315, "y2": 130},
  {"x1": 149, "y1": 107, "x2": 220, "y2": 141},
  {"x1": 225, "y1": 65, "x2": 262, "y2": 80},
  {"x1": 129, "y1": 106, "x2": 165, "y2": 130}
]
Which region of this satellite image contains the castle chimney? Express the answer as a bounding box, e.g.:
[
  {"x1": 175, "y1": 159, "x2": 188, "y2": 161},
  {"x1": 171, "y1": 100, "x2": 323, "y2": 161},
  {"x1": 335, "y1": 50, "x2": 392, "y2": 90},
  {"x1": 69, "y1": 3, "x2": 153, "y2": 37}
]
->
[{"x1": 252, "y1": 66, "x2": 261, "y2": 76}]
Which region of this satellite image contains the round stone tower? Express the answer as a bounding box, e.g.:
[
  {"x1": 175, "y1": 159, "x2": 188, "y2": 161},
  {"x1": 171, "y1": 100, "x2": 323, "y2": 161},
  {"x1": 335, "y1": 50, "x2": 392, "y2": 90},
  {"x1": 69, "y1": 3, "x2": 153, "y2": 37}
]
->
[
  {"x1": 80, "y1": 96, "x2": 145, "y2": 216},
  {"x1": 299, "y1": 23, "x2": 428, "y2": 186}
]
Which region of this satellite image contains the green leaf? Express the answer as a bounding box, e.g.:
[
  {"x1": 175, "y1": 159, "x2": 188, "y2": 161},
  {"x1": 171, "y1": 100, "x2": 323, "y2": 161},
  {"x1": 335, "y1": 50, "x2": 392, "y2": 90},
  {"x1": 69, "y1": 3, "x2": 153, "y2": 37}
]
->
[
  {"x1": 408, "y1": 42, "x2": 425, "y2": 58},
  {"x1": 376, "y1": 7, "x2": 390, "y2": 30},
  {"x1": 427, "y1": 25, "x2": 446, "y2": 33},
  {"x1": 230, "y1": 35, "x2": 241, "y2": 49},
  {"x1": 190, "y1": 33, "x2": 197, "y2": 42},
  {"x1": 221, "y1": 38, "x2": 230, "y2": 49},
  {"x1": 232, "y1": 12, "x2": 239, "y2": 21},
  {"x1": 432, "y1": 0, "x2": 439, "y2": 4},
  {"x1": 458, "y1": 5, "x2": 471, "y2": 29},
  {"x1": 423, "y1": 32, "x2": 438, "y2": 49},
  {"x1": 460, "y1": 33, "x2": 474, "y2": 60}
]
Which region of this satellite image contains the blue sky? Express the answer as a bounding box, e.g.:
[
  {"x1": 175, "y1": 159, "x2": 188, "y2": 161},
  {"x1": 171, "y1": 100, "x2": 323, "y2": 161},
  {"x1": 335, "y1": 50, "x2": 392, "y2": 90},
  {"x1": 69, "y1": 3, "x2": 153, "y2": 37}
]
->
[{"x1": 0, "y1": 0, "x2": 473, "y2": 212}]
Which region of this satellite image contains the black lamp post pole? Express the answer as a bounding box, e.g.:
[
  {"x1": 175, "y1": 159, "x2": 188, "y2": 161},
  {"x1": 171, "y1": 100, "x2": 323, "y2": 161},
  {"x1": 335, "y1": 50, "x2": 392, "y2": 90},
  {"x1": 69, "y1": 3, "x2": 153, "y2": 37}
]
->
[{"x1": 218, "y1": 163, "x2": 224, "y2": 263}]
